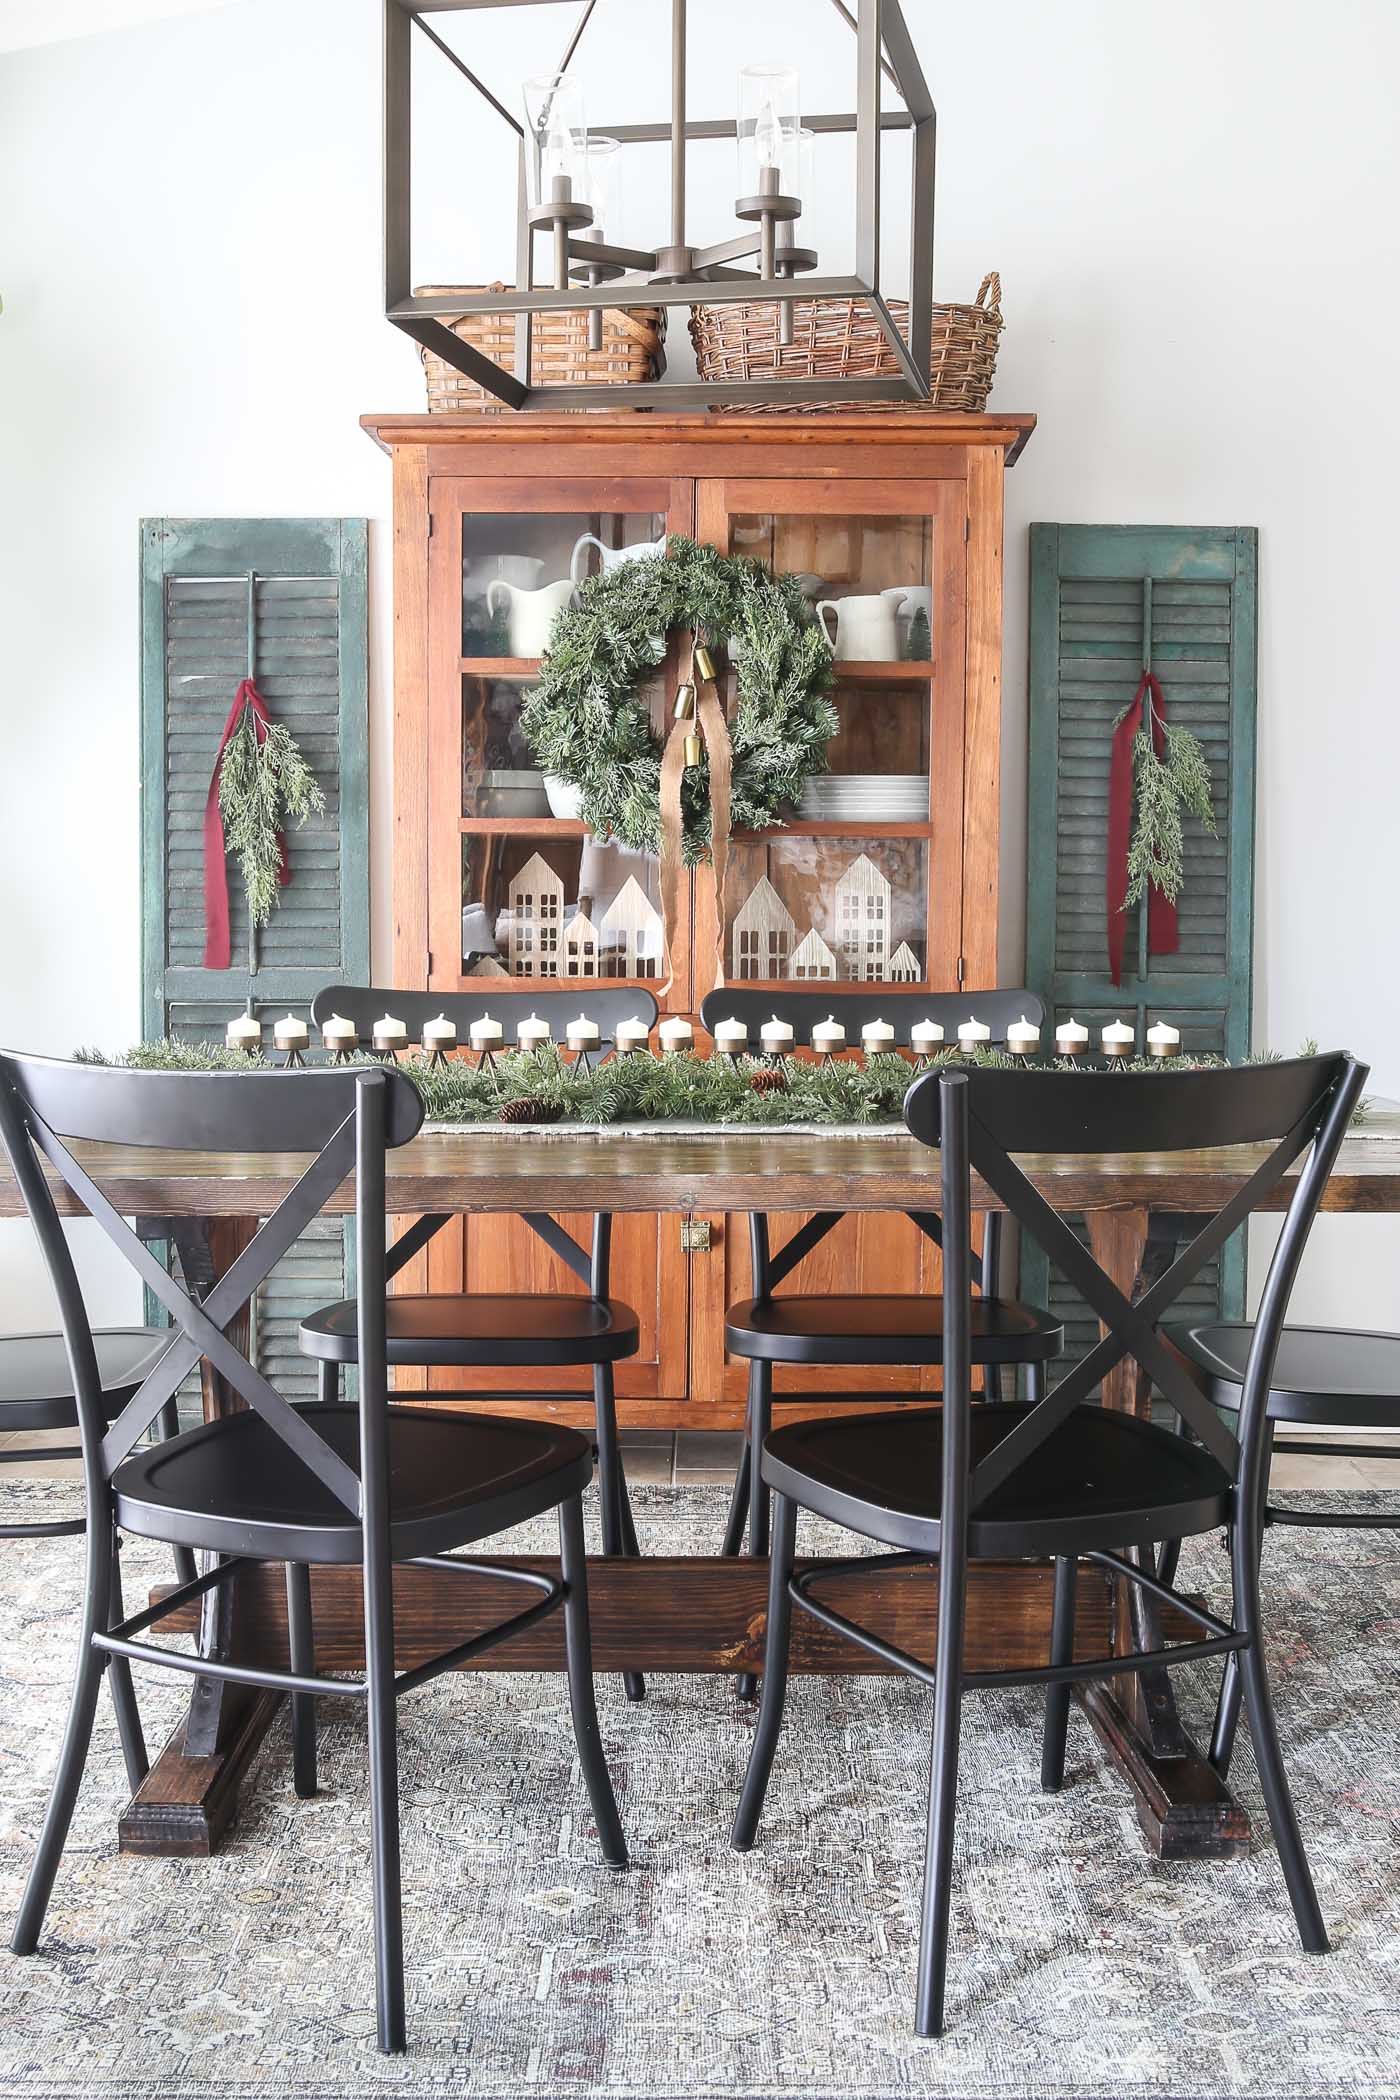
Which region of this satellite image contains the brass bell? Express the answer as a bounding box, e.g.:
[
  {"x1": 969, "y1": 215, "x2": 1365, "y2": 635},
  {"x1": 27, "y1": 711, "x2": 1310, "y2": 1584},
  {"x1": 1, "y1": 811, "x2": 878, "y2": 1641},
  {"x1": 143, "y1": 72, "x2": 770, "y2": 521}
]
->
[
  {"x1": 693, "y1": 643, "x2": 717, "y2": 684},
  {"x1": 672, "y1": 680, "x2": 696, "y2": 722},
  {"x1": 683, "y1": 732, "x2": 703, "y2": 768}
]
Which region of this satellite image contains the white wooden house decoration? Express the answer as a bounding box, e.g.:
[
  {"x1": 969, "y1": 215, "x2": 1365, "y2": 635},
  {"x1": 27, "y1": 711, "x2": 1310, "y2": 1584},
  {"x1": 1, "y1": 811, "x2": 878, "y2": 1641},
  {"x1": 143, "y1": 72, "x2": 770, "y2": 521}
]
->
[
  {"x1": 563, "y1": 910, "x2": 599, "y2": 978},
  {"x1": 603, "y1": 875, "x2": 664, "y2": 979},
  {"x1": 889, "y1": 941, "x2": 921, "y2": 982},
  {"x1": 789, "y1": 926, "x2": 836, "y2": 980},
  {"x1": 732, "y1": 875, "x2": 795, "y2": 980},
  {"x1": 835, "y1": 853, "x2": 892, "y2": 981},
  {"x1": 509, "y1": 852, "x2": 564, "y2": 977}
]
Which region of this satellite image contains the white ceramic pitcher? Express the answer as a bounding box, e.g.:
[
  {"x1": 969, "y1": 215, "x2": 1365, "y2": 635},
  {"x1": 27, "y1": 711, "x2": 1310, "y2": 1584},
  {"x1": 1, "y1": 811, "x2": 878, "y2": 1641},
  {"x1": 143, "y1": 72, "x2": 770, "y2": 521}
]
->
[
  {"x1": 570, "y1": 532, "x2": 667, "y2": 588},
  {"x1": 881, "y1": 584, "x2": 933, "y2": 651},
  {"x1": 816, "y1": 593, "x2": 900, "y2": 662},
  {"x1": 487, "y1": 576, "x2": 574, "y2": 657}
]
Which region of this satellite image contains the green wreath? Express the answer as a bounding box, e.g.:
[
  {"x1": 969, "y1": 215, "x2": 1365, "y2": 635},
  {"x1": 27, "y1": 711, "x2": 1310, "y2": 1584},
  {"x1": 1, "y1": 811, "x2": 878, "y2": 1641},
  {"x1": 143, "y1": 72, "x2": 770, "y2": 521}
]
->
[{"x1": 519, "y1": 534, "x2": 838, "y2": 861}]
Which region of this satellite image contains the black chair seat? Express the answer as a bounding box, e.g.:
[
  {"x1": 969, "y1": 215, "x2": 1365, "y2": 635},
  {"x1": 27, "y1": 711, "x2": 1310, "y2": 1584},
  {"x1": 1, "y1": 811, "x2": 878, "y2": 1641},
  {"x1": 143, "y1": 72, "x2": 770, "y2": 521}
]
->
[
  {"x1": 0, "y1": 1328, "x2": 170, "y2": 1432},
  {"x1": 1171, "y1": 1321, "x2": 1400, "y2": 1429},
  {"x1": 112, "y1": 1402, "x2": 593, "y2": 1563},
  {"x1": 725, "y1": 1294, "x2": 1063, "y2": 1366},
  {"x1": 299, "y1": 1293, "x2": 641, "y2": 1368},
  {"x1": 762, "y1": 1401, "x2": 1232, "y2": 1557}
]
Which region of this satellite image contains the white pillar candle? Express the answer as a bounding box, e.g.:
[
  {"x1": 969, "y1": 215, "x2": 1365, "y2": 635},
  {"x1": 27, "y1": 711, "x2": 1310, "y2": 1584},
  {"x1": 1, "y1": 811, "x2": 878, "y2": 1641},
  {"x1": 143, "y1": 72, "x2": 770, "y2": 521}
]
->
[
  {"x1": 320, "y1": 1013, "x2": 357, "y2": 1050},
  {"x1": 711, "y1": 1016, "x2": 748, "y2": 1055},
  {"x1": 911, "y1": 1017, "x2": 945, "y2": 1054},
  {"x1": 811, "y1": 1015, "x2": 846, "y2": 1054},
  {"x1": 614, "y1": 1015, "x2": 652, "y2": 1055},
  {"x1": 1146, "y1": 1020, "x2": 1181, "y2": 1059},
  {"x1": 957, "y1": 1016, "x2": 992, "y2": 1051},
  {"x1": 272, "y1": 1014, "x2": 309, "y2": 1052},
  {"x1": 468, "y1": 1014, "x2": 502, "y2": 1051},
  {"x1": 226, "y1": 1013, "x2": 262, "y2": 1052},
  {"x1": 421, "y1": 1014, "x2": 457, "y2": 1050},
  {"x1": 372, "y1": 1013, "x2": 408, "y2": 1051},
  {"x1": 1006, "y1": 1016, "x2": 1041, "y2": 1057},
  {"x1": 566, "y1": 1014, "x2": 601, "y2": 1051},
  {"x1": 658, "y1": 1016, "x2": 694, "y2": 1053},
  {"x1": 1054, "y1": 1017, "x2": 1089, "y2": 1058},
  {"x1": 516, "y1": 1013, "x2": 551, "y2": 1051},
  {"x1": 761, "y1": 1015, "x2": 796, "y2": 1054},
  {"x1": 861, "y1": 1018, "x2": 895, "y2": 1051},
  {"x1": 1102, "y1": 1018, "x2": 1136, "y2": 1059}
]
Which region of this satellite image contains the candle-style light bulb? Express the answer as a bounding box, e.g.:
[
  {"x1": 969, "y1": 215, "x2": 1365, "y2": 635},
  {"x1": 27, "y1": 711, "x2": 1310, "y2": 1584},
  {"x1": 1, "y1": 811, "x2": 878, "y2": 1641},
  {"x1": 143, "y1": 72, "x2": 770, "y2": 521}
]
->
[{"x1": 754, "y1": 97, "x2": 784, "y2": 178}]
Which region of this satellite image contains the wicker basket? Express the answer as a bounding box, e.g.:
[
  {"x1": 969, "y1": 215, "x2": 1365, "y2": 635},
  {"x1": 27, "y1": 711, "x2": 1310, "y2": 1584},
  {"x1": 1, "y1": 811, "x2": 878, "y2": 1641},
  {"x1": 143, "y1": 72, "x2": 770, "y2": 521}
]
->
[
  {"x1": 689, "y1": 273, "x2": 1002, "y2": 414},
  {"x1": 415, "y1": 285, "x2": 666, "y2": 411}
]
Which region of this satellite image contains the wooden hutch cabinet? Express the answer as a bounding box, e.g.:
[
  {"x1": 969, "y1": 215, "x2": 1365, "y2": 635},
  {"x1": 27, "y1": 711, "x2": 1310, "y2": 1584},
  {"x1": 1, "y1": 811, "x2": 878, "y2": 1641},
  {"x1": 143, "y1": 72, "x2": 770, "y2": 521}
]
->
[{"x1": 363, "y1": 409, "x2": 1033, "y2": 1429}]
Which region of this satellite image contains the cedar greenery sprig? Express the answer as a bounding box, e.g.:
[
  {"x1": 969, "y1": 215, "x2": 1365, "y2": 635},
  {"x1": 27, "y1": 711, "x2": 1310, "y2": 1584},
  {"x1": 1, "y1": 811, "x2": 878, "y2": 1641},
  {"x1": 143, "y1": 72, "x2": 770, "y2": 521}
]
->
[
  {"x1": 83, "y1": 1038, "x2": 1363, "y2": 1127},
  {"x1": 1120, "y1": 709, "x2": 1217, "y2": 908},
  {"x1": 519, "y1": 534, "x2": 838, "y2": 861},
  {"x1": 218, "y1": 706, "x2": 325, "y2": 929}
]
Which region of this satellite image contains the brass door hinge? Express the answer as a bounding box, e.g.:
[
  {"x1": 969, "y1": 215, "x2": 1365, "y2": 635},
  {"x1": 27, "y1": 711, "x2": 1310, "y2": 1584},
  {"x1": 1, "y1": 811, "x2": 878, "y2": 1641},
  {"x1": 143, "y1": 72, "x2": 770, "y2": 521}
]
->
[{"x1": 680, "y1": 1218, "x2": 712, "y2": 1254}]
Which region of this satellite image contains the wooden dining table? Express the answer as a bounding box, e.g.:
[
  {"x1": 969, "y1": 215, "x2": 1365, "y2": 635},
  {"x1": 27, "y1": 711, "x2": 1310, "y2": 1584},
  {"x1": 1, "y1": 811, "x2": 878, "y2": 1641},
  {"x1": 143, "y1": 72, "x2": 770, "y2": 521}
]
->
[{"x1": 5, "y1": 1120, "x2": 1398, "y2": 1869}]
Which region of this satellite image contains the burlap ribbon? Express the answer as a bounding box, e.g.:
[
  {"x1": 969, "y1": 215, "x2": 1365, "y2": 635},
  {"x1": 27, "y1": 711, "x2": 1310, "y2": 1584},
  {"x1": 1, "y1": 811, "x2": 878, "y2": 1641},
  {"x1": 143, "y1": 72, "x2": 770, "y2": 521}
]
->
[{"x1": 658, "y1": 634, "x2": 732, "y2": 996}]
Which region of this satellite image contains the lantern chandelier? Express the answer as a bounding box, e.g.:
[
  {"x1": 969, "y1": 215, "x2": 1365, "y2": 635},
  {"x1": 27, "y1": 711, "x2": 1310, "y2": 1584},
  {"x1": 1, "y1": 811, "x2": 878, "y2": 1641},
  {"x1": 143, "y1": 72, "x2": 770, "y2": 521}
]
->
[{"x1": 383, "y1": 0, "x2": 936, "y2": 410}]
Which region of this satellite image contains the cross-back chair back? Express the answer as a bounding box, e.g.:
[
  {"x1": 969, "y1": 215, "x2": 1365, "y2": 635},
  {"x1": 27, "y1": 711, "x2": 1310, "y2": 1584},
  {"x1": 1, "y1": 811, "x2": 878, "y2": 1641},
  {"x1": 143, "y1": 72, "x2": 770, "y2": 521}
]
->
[
  {"x1": 905, "y1": 1052, "x2": 1365, "y2": 1529},
  {"x1": 0, "y1": 1054, "x2": 423, "y2": 1525}
]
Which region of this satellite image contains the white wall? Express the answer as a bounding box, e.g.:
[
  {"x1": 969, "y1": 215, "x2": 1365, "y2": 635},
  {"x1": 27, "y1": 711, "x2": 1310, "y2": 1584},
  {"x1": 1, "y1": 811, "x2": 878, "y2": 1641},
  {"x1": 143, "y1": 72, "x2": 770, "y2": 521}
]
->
[{"x1": 2, "y1": 0, "x2": 1397, "y2": 1328}]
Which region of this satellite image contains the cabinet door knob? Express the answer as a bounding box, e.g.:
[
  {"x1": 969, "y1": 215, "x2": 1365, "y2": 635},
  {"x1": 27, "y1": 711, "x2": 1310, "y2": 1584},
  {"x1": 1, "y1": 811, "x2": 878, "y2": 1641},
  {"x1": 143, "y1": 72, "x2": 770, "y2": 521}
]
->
[{"x1": 680, "y1": 1218, "x2": 712, "y2": 1254}]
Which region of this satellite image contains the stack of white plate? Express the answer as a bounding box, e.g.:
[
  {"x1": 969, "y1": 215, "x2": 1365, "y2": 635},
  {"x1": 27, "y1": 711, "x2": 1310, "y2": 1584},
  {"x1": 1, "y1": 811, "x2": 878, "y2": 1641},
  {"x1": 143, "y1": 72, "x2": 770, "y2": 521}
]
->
[{"x1": 798, "y1": 773, "x2": 928, "y2": 820}]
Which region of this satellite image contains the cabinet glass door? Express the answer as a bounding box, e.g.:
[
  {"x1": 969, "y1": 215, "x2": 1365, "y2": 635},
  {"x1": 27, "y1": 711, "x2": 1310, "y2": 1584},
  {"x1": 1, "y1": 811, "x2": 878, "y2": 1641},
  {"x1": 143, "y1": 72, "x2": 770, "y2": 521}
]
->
[
  {"x1": 693, "y1": 479, "x2": 966, "y2": 1006},
  {"x1": 428, "y1": 475, "x2": 692, "y2": 1007}
]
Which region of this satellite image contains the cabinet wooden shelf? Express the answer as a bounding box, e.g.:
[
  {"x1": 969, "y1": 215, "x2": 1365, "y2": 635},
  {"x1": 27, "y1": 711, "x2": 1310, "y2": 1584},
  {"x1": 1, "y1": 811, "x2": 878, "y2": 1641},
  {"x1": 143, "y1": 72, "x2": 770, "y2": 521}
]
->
[{"x1": 365, "y1": 408, "x2": 1033, "y2": 1428}]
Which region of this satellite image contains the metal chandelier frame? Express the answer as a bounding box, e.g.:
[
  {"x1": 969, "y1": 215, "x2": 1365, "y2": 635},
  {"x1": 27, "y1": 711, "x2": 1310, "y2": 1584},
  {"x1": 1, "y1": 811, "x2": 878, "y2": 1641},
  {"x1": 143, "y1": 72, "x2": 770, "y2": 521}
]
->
[{"x1": 383, "y1": 0, "x2": 936, "y2": 411}]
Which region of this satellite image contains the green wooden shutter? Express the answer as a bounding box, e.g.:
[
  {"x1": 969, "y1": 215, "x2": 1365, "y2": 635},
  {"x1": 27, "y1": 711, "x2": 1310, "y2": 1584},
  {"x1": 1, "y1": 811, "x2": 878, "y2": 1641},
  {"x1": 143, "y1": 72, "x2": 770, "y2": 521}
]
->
[
  {"x1": 139, "y1": 517, "x2": 369, "y2": 1402},
  {"x1": 1022, "y1": 524, "x2": 1259, "y2": 1377}
]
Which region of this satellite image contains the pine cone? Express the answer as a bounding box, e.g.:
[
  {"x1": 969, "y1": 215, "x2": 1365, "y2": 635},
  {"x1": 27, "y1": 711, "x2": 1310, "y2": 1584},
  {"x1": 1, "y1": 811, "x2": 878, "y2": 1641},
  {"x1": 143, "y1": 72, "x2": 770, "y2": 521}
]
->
[
  {"x1": 497, "y1": 1097, "x2": 563, "y2": 1125},
  {"x1": 748, "y1": 1066, "x2": 789, "y2": 1095}
]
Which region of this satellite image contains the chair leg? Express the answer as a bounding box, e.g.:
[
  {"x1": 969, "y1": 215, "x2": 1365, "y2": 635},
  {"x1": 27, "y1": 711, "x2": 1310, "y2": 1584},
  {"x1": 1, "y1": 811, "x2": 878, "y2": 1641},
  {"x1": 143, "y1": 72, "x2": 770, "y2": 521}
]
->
[
  {"x1": 720, "y1": 1419, "x2": 752, "y2": 1558},
  {"x1": 13, "y1": 1521, "x2": 114, "y2": 1955},
  {"x1": 1039, "y1": 1555, "x2": 1077, "y2": 1793},
  {"x1": 558, "y1": 1493, "x2": 628, "y2": 1868},
  {"x1": 155, "y1": 1399, "x2": 199, "y2": 1589},
  {"x1": 1156, "y1": 1535, "x2": 1183, "y2": 1589},
  {"x1": 1025, "y1": 1359, "x2": 1046, "y2": 1404},
  {"x1": 318, "y1": 1360, "x2": 339, "y2": 1404},
  {"x1": 731, "y1": 1489, "x2": 797, "y2": 1850},
  {"x1": 361, "y1": 1526, "x2": 405, "y2": 2051},
  {"x1": 593, "y1": 1363, "x2": 644, "y2": 1704},
  {"x1": 1211, "y1": 1426, "x2": 1275, "y2": 1778},
  {"x1": 735, "y1": 1359, "x2": 772, "y2": 1702},
  {"x1": 106, "y1": 1533, "x2": 148, "y2": 1793},
  {"x1": 1230, "y1": 1510, "x2": 1327, "y2": 1953},
  {"x1": 915, "y1": 1528, "x2": 970, "y2": 2038},
  {"x1": 286, "y1": 1562, "x2": 318, "y2": 1799}
]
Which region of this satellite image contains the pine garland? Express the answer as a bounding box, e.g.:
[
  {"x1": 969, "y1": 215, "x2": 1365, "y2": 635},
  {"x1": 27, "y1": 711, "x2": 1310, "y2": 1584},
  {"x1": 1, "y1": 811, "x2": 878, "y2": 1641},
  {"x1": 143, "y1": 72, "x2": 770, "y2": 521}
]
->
[
  {"x1": 1120, "y1": 710, "x2": 1217, "y2": 907},
  {"x1": 217, "y1": 705, "x2": 325, "y2": 929},
  {"x1": 519, "y1": 534, "x2": 838, "y2": 861},
  {"x1": 78, "y1": 1039, "x2": 1359, "y2": 1127}
]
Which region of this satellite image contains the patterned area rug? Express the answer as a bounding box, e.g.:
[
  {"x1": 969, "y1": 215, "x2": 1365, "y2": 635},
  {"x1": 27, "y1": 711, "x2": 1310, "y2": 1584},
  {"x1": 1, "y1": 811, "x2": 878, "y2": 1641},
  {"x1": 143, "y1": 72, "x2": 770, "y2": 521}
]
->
[{"x1": 1, "y1": 1480, "x2": 1399, "y2": 2100}]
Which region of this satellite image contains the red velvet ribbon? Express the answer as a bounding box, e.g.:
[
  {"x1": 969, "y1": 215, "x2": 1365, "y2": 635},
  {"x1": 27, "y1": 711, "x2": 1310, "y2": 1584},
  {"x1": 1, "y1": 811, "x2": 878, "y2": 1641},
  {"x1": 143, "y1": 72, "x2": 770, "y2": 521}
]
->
[
  {"x1": 203, "y1": 678, "x2": 287, "y2": 969},
  {"x1": 1106, "y1": 669, "x2": 1178, "y2": 988}
]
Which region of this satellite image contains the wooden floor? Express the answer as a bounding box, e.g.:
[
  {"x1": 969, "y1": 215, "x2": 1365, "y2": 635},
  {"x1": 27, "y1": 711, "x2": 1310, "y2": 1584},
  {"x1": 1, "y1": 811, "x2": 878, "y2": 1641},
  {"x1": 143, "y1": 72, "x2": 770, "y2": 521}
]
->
[{"x1": 6, "y1": 1426, "x2": 1399, "y2": 1492}]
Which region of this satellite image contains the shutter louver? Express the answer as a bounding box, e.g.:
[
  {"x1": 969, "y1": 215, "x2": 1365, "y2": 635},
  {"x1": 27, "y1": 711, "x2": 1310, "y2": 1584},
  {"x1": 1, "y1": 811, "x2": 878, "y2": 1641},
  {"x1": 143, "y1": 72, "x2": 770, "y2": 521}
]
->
[
  {"x1": 140, "y1": 519, "x2": 369, "y2": 1410},
  {"x1": 1023, "y1": 524, "x2": 1258, "y2": 1376}
]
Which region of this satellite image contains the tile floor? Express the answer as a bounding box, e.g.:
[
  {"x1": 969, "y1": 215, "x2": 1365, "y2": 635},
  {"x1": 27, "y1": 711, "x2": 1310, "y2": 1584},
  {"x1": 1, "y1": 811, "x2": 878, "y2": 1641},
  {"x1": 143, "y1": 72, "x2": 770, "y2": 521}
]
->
[{"x1": 3, "y1": 1425, "x2": 1398, "y2": 1492}]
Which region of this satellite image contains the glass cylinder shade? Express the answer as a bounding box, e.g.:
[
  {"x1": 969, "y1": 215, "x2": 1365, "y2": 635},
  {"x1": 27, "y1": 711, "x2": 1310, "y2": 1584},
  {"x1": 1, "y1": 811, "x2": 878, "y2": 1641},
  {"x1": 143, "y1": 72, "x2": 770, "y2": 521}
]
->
[
  {"x1": 736, "y1": 64, "x2": 800, "y2": 201},
  {"x1": 523, "y1": 74, "x2": 588, "y2": 209},
  {"x1": 582, "y1": 135, "x2": 623, "y2": 246}
]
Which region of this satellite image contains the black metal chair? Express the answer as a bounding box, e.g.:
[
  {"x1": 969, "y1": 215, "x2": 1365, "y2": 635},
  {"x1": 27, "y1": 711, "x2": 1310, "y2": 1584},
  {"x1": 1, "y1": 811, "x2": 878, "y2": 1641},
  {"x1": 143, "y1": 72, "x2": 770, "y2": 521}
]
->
[
  {"x1": 0, "y1": 1052, "x2": 626, "y2": 2056},
  {"x1": 699, "y1": 987, "x2": 1056, "y2": 1693},
  {"x1": 305, "y1": 985, "x2": 656, "y2": 1704},
  {"x1": 732, "y1": 1051, "x2": 1365, "y2": 2038},
  {"x1": 1169, "y1": 1319, "x2": 1400, "y2": 1774},
  {"x1": 0, "y1": 1328, "x2": 189, "y2": 1794}
]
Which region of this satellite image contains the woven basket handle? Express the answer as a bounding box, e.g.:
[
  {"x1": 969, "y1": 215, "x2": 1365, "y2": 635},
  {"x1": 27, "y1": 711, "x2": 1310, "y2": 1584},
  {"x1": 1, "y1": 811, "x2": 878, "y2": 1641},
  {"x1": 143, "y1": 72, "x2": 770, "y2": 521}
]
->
[{"x1": 975, "y1": 272, "x2": 1001, "y2": 313}]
